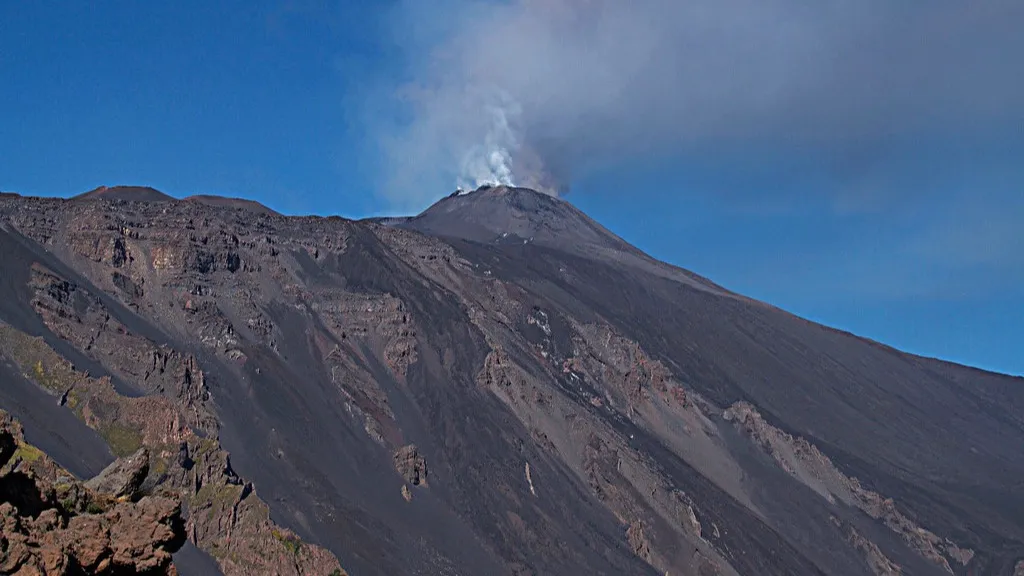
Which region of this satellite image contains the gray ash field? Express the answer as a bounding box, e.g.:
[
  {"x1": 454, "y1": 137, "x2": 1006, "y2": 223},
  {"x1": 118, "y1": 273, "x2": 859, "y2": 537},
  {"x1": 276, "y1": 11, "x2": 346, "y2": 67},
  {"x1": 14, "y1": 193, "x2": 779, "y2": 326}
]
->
[{"x1": 1, "y1": 184, "x2": 1022, "y2": 575}]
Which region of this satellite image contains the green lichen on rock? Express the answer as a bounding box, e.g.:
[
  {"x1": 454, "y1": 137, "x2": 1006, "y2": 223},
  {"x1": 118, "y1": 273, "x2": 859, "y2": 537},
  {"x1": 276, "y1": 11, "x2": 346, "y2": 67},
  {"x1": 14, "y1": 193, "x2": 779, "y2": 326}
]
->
[
  {"x1": 1, "y1": 438, "x2": 46, "y2": 475},
  {"x1": 272, "y1": 528, "x2": 304, "y2": 556},
  {"x1": 150, "y1": 455, "x2": 169, "y2": 478},
  {"x1": 193, "y1": 482, "x2": 243, "y2": 508},
  {"x1": 99, "y1": 423, "x2": 144, "y2": 457},
  {"x1": 13, "y1": 442, "x2": 45, "y2": 464},
  {"x1": 0, "y1": 325, "x2": 83, "y2": 394}
]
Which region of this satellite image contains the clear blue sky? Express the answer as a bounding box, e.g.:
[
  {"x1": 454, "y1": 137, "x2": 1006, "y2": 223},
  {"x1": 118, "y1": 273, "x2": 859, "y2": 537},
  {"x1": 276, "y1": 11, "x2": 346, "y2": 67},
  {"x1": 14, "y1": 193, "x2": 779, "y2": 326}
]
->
[{"x1": 2, "y1": 2, "x2": 1021, "y2": 375}]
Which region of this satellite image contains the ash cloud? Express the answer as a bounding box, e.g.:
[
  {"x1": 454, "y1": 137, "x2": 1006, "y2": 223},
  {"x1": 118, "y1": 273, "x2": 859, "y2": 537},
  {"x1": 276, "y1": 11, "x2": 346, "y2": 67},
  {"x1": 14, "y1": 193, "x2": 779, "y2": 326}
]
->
[{"x1": 373, "y1": 0, "x2": 1024, "y2": 208}]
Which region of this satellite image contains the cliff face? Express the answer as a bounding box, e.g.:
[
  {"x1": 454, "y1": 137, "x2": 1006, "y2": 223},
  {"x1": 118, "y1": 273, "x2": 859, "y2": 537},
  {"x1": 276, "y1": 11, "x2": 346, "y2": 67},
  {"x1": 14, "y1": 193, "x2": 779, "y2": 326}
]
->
[{"x1": 0, "y1": 185, "x2": 1021, "y2": 575}]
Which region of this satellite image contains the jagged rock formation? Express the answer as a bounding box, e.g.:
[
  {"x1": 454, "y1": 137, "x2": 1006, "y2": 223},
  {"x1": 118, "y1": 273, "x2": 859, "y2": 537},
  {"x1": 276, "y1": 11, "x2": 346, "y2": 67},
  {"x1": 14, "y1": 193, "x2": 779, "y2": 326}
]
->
[
  {"x1": 0, "y1": 320, "x2": 346, "y2": 576},
  {"x1": 393, "y1": 444, "x2": 428, "y2": 487},
  {"x1": 0, "y1": 184, "x2": 1022, "y2": 575},
  {"x1": 84, "y1": 448, "x2": 150, "y2": 500},
  {"x1": 723, "y1": 401, "x2": 975, "y2": 574},
  {"x1": 0, "y1": 411, "x2": 183, "y2": 575}
]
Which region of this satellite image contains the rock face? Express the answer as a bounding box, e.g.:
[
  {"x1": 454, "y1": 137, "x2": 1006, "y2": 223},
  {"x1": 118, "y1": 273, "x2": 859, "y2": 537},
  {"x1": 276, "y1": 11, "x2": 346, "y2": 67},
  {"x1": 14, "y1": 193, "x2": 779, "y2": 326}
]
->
[
  {"x1": 0, "y1": 319, "x2": 346, "y2": 576},
  {"x1": 84, "y1": 447, "x2": 149, "y2": 500},
  {"x1": 393, "y1": 444, "x2": 428, "y2": 487},
  {"x1": 0, "y1": 184, "x2": 1023, "y2": 576},
  {"x1": 0, "y1": 411, "x2": 184, "y2": 575},
  {"x1": 724, "y1": 401, "x2": 976, "y2": 574}
]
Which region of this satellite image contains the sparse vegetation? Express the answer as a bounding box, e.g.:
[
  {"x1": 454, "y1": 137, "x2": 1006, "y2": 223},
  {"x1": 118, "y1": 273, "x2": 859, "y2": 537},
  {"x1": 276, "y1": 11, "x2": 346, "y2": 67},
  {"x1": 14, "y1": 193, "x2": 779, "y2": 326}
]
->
[
  {"x1": 193, "y1": 482, "x2": 242, "y2": 508},
  {"x1": 0, "y1": 325, "x2": 83, "y2": 393},
  {"x1": 66, "y1": 388, "x2": 83, "y2": 411},
  {"x1": 13, "y1": 442, "x2": 45, "y2": 464},
  {"x1": 150, "y1": 455, "x2": 169, "y2": 478},
  {"x1": 99, "y1": 423, "x2": 143, "y2": 457},
  {"x1": 1, "y1": 439, "x2": 46, "y2": 475},
  {"x1": 272, "y1": 528, "x2": 304, "y2": 556},
  {"x1": 208, "y1": 541, "x2": 226, "y2": 559}
]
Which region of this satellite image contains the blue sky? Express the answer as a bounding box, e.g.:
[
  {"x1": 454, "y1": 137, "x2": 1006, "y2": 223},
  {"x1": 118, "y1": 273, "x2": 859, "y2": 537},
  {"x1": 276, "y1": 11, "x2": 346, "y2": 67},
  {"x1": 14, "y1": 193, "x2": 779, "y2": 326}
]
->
[{"x1": 2, "y1": 1, "x2": 1021, "y2": 375}]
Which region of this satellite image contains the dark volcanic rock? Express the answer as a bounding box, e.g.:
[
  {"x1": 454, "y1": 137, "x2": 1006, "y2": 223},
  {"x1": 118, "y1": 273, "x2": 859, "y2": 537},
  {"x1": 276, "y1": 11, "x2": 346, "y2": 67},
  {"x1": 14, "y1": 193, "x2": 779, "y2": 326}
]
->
[
  {"x1": 399, "y1": 184, "x2": 729, "y2": 293},
  {"x1": 84, "y1": 447, "x2": 149, "y2": 500},
  {"x1": 401, "y1": 185, "x2": 624, "y2": 250},
  {"x1": 0, "y1": 184, "x2": 1022, "y2": 576},
  {"x1": 0, "y1": 420, "x2": 15, "y2": 465},
  {"x1": 393, "y1": 444, "x2": 428, "y2": 486}
]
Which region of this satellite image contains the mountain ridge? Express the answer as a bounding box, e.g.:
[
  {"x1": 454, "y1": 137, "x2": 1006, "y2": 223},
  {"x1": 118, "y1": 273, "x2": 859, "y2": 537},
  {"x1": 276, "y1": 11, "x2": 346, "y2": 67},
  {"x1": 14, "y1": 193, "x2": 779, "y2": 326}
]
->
[
  {"x1": 70, "y1": 184, "x2": 281, "y2": 216},
  {"x1": 15, "y1": 181, "x2": 1017, "y2": 377}
]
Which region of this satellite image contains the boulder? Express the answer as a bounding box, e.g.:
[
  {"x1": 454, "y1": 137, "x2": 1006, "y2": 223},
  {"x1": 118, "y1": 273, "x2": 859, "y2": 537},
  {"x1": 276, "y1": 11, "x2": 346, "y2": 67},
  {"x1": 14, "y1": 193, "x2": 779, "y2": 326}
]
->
[
  {"x1": 393, "y1": 444, "x2": 428, "y2": 486},
  {"x1": 85, "y1": 447, "x2": 149, "y2": 500}
]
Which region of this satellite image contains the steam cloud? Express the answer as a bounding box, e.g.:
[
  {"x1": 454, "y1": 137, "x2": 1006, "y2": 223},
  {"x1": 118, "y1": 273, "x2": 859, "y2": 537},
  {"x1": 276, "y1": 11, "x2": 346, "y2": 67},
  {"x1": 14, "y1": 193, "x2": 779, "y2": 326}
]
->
[{"x1": 374, "y1": 0, "x2": 1024, "y2": 208}]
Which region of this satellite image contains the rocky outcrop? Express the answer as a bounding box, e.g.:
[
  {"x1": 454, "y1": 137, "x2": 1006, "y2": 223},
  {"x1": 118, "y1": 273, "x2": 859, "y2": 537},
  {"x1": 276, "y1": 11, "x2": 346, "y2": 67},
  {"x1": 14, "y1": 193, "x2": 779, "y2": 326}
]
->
[
  {"x1": 1, "y1": 498, "x2": 184, "y2": 576},
  {"x1": 0, "y1": 322, "x2": 347, "y2": 576},
  {"x1": 830, "y1": 516, "x2": 902, "y2": 576},
  {"x1": 0, "y1": 411, "x2": 184, "y2": 575},
  {"x1": 569, "y1": 322, "x2": 684, "y2": 409},
  {"x1": 84, "y1": 447, "x2": 149, "y2": 501},
  {"x1": 725, "y1": 401, "x2": 973, "y2": 573},
  {"x1": 182, "y1": 441, "x2": 344, "y2": 576},
  {"x1": 626, "y1": 519, "x2": 652, "y2": 562},
  {"x1": 393, "y1": 444, "x2": 428, "y2": 487},
  {"x1": 27, "y1": 264, "x2": 220, "y2": 437},
  {"x1": 0, "y1": 421, "x2": 14, "y2": 464},
  {"x1": 0, "y1": 322, "x2": 196, "y2": 456}
]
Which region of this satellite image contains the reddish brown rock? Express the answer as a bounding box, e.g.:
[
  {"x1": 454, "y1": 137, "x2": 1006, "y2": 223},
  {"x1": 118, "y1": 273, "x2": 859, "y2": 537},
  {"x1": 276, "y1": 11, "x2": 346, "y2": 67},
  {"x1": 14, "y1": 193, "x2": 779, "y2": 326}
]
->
[
  {"x1": 0, "y1": 411, "x2": 184, "y2": 576},
  {"x1": 626, "y1": 519, "x2": 652, "y2": 562},
  {"x1": 0, "y1": 327, "x2": 347, "y2": 576}
]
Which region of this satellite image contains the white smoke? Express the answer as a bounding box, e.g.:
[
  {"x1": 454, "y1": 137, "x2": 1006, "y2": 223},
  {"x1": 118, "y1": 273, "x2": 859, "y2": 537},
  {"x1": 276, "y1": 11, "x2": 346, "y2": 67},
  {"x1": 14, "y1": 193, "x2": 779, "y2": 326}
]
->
[
  {"x1": 457, "y1": 91, "x2": 521, "y2": 190},
  {"x1": 372, "y1": 0, "x2": 1024, "y2": 209}
]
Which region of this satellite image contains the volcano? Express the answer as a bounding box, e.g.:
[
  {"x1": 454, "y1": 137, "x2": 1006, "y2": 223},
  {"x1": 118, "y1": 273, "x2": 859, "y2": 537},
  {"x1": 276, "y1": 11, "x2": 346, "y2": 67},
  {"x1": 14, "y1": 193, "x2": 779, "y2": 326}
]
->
[{"x1": 0, "y1": 184, "x2": 1021, "y2": 576}]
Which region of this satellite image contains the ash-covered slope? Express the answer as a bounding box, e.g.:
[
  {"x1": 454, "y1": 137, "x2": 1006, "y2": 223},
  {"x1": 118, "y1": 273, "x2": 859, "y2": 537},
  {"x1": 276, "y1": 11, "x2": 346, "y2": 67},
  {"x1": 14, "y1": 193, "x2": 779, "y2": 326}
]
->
[
  {"x1": 0, "y1": 185, "x2": 1021, "y2": 576},
  {"x1": 401, "y1": 185, "x2": 627, "y2": 250},
  {"x1": 397, "y1": 185, "x2": 731, "y2": 295}
]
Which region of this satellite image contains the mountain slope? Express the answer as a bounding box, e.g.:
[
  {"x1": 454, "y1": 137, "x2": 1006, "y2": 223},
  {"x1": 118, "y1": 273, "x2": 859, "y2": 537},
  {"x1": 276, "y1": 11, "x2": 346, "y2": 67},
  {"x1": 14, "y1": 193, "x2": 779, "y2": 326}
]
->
[
  {"x1": 0, "y1": 185, "x2": 1021, "y2": 576},
  {"x1": 396, "y1": 185, "x2": 732, "y2": 295}
]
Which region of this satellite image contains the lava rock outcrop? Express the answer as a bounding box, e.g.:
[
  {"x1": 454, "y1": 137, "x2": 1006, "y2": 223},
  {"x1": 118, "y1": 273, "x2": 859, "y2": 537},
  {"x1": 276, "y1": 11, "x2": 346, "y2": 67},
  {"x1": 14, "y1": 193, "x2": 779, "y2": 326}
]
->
[{"x1": 0, "y1": 411, "x2": 184, "y2": 575}]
